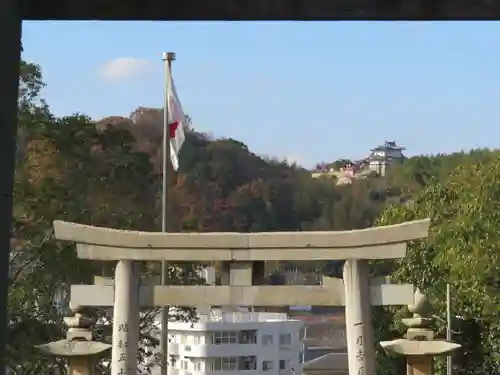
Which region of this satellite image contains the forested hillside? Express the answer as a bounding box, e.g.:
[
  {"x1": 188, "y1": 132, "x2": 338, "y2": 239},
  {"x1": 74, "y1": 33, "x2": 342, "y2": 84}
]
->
[{"x1": 9, "y1": 58, "x2": 499, "y2": 375}]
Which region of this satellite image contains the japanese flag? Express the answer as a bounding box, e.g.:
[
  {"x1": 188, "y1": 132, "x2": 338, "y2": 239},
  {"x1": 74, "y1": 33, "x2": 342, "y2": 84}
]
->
[{"x1": 167, "y1": 69, "x2": 185, "y2": 171}]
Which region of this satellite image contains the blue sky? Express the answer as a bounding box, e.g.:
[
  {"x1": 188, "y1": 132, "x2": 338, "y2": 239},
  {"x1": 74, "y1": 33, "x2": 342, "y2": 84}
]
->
[{"x1": 21, "y1": 21, "x2": 500, "y2": 168}]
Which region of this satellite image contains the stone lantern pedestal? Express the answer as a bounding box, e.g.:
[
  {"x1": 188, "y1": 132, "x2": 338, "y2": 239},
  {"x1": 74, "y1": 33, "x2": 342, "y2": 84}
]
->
[
  {"x1": 36, "y1": 305, "x2": 111, "y2": 375},
  {"x1": 380, "y1": 289, "x2": 461, "y2": 375}
]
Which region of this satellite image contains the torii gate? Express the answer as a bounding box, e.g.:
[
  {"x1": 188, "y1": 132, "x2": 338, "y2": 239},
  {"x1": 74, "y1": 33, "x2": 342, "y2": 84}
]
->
[{"x1": 53, "y1": 218, "x2": 430, "y2": 375}]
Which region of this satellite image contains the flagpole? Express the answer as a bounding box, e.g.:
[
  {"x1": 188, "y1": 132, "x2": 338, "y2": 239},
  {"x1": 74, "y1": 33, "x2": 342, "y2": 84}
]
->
[{"x1": 160, "y1": 51, "x2": 175, "y2": 375}]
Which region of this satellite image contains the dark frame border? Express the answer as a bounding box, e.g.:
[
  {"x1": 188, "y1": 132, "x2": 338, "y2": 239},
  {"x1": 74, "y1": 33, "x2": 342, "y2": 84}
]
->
[
  {"x1": 19, "y1": 0, "x2": 500, "y2": 20},
  {"x1": 2, "y1": 1, "x2": 500, "y2": 374},
  {"x1": 0, "y1": 1, "x2": 21, "y2": 374}
]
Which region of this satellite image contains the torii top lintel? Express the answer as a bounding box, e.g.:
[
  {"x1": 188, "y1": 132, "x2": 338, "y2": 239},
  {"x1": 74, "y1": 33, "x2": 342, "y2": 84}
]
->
[{"x1": 52, "y1": 219, "x2": 430, "y2": 262}]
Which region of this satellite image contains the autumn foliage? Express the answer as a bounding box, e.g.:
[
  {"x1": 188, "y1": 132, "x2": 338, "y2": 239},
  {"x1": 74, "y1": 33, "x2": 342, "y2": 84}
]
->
[{"x1": 9, "y1": 58, "x2": 499, "y2": 375}]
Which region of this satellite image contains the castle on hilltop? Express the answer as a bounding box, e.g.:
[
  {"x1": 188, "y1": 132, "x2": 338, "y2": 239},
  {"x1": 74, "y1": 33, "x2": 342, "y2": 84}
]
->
[
  {"x1": 368, "y1": 140, "x2": 406, "y2": 176},
  {"x1": 311, "y1": 141, "x2": 406, "y2": 184}
]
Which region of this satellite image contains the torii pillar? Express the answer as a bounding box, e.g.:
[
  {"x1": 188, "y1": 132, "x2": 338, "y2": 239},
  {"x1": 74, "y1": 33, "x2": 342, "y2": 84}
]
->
[
  {"x1": 111, "y1": 260, "x2": 140, "y2": 375},
  {"x1": 344, "y1": 260, "x2": 375, "y2": 375}
]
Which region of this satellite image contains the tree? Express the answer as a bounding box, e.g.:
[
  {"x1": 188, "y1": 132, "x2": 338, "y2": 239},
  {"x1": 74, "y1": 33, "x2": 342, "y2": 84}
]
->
[
  {"x1": 331, "y1": 158, "x2": 353, "y2": 170},
  {"x1": 374, "y1": 156, "x2": 500, "y2": 375},
  {"x1": 386, "y1": 149, "x2": 500, "y2": 200},
  {"x1": 10, "y1": 60, "x2": 203, "y2": 375}
]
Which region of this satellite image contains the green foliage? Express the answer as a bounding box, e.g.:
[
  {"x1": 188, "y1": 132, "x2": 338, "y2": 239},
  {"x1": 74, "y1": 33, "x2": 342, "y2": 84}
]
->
[
  {"x1": 375, "y1": 156, "x2": 500, "y2": 375},
  {"x1": 331, "y1": 158, "x2": 353, "y2": 169},
  {"x1": 18, "y1": 60, "x2": 45, "y2": 106},
  {"x1": 386, "y1": 149, "x2": 500, "y2": 200}
]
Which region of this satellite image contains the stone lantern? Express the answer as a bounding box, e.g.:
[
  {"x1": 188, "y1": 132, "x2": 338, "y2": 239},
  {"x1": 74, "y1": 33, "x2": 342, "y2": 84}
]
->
[
  {"x1": 36, "y1": 304, "x2": 111, "y2": 375},
  {"x1": 380, "y1": 289, "x2": 461, "y2": 375}
]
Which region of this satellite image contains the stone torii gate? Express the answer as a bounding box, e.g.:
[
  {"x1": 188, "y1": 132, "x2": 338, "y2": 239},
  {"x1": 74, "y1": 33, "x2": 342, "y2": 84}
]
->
[{"x1": 53, "y1": 218, "x2": 430, "y2": 375}]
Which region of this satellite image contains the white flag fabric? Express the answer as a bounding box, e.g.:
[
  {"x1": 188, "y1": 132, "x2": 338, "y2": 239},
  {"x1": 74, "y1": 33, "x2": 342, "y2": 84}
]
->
[{"x1": 167, "y1": 68, "x2": 185, "y2": 171}]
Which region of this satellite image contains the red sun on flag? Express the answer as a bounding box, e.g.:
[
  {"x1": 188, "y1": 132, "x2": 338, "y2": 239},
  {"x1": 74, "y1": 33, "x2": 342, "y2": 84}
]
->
[{"x1": 169, "y1": 122, "x2": 179, "y2": 138}]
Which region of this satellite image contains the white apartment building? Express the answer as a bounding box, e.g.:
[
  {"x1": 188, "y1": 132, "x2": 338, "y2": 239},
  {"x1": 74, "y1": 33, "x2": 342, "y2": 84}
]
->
[{"x1": 152, "y1": 308, "x2": 303, "y2": 375}]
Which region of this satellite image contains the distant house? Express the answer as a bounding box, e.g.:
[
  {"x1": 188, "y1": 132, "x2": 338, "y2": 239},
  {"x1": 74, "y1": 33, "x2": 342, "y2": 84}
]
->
[
  {"x1": 311, "y1": 140, "x2": 406, "y2": 181},
  {"x1": 274, "y1": 267, "x2": 322, "y2": 286},
  {"x1": 367, "y1": 140, "x2": 406, "y2": 176},
  {"x1": 289, "y1": 307, "x2": 346, "y2": 350}
]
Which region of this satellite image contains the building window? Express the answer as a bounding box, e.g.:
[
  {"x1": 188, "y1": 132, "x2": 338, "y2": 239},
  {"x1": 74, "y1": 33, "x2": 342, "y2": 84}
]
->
[
  {"x1": 213, "y1": 331, "x2": 238, "y2": 345},
  {"x1": 223, "y1": 357, "x2": 237, "y2": 371},
  {"x1": 279, "y1": 360, "x2": 286, "y2": 370},
  {"x1": 263, "y1": 360, "x2": 274, "y2": 371},
  {"x1": 204, "y1": 332, "x2": 212, "y2": 344},
  {"x1": 207, "y1": 359, "x2": 214, "y2": 371},
  {"x1": 262, "y1": 334, "x2": 273, "y2": 346},
  {"x1": 184, "y1": 345, "x2": 191, "y2": 352},
  {"x1": 238, "y1": 330, "x2": 257, "y2": 344},
  {"x1": 238, "y1": 356, "x2": 257, "y2": 370},
  {"x1": 213, "y1": 357, "x2": 237, "y2": 371},
  {"x1": 181, "y1": 360, "x2": 189, "y2": 370},
  {"x1": 279, "y1": 333, "x2": 291, "y2": 346},
  {"x1": 214, "y1": 358, "x2": 222, "y2": 371},
  {"x1": 194, "y1": 362, "x2": 202, "y2": 371}
]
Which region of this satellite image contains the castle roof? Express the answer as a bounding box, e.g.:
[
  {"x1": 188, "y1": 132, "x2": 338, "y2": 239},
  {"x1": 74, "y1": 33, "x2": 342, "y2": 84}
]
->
[{"x1": 371, "y1": 141, "x2": 405, "y2": 152}]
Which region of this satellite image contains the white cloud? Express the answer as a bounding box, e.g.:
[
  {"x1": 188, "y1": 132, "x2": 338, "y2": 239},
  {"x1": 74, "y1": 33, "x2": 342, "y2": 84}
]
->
[{"x1": 99, "y1": 58, "x2": 151, "y2": 83}]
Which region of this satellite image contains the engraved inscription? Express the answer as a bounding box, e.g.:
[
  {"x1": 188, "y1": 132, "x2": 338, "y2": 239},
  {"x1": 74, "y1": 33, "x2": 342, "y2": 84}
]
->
[
  {"x1": 355, "y1": 334, "x2": 365, "y2": 375},
  {"x1": 117, "y1": 340, "x2": 128, "y2": 349},
  {"x1": 114, "y1": 320, "x2": 130, "y2": 375},
  {"x1": 356, "y1": 335, "x2": 363, "y2": 346}
]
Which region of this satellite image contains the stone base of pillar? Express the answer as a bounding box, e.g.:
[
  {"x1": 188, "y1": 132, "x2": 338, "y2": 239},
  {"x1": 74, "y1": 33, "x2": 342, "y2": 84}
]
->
[
  {"x1": 407, "y1": 356, "x2": 433, "y2": 375},
  {"x1": 68, "y1": 356, "x2": 95, "y2": 375}
]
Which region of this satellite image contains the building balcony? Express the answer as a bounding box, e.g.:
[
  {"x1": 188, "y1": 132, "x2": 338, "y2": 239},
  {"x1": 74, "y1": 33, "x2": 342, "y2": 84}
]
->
[
  {"x1": 169, "y1": 370, "x2": 299, "y2": 375},
  {"x1": 168, "y1": 343, "x2": 264, "y2": 357},
  {"x1": 168, "y1": 342, "x2": 180, "y2": 353}
]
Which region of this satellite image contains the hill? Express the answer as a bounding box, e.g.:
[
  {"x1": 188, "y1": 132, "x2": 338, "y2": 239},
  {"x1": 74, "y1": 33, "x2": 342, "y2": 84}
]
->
[{"x1": 11, "y1": 57, "x2": 500, "y2": 375}]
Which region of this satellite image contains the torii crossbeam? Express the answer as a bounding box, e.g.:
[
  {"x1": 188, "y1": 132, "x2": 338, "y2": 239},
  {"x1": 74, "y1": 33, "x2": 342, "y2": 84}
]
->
[{"x1": 53, "y1": 218, "x2": 430, "y2": 375}]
